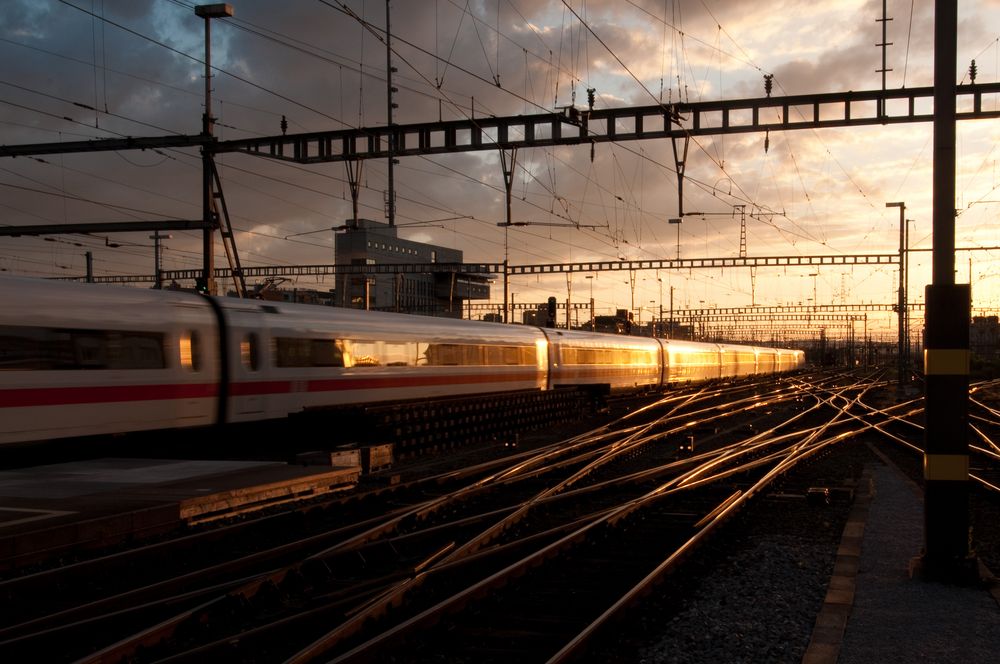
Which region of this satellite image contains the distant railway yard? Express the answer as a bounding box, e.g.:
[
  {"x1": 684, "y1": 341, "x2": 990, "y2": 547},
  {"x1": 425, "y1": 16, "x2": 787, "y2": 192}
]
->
[{"x1": 1, "y1": 368, "x2": 999, "y2": 663}]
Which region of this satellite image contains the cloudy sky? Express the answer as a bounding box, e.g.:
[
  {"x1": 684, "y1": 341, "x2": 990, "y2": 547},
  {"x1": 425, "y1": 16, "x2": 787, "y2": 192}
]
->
[{"x1": 2, "y1": 0, "x2": 1000, "y2": 337}]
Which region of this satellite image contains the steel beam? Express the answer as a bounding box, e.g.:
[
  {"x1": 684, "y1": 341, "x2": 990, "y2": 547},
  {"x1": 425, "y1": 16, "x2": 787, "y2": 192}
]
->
[
  {"x1": 4, "y1": 84, "x2": 998, "y2": 163},
  {"x1": 65, "y1": 253, "x2": 898, "y2": 284},
  {"x1": 0, "y1": 220, "x2": 211, "y2": 236},
  {"x1": 213, "y1": 83, "x2": 1000, "y2": 164},
  {"x1": 0, "y1": 135, "x2": 210, "y2": 158}
]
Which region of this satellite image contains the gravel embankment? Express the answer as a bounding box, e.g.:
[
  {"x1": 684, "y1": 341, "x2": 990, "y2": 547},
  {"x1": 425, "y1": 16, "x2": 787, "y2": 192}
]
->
[{"x1": 590, "y1": 437, "x2": 875, "y2": 663}]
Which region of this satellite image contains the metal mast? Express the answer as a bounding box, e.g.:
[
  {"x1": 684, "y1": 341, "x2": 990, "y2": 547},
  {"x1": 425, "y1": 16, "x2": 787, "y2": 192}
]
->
[{"x1": 385, "y1": 0, "x2": 396, "y2": 226}]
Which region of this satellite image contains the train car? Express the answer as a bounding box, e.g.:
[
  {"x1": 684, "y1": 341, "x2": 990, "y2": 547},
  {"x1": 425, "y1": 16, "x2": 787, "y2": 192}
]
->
[
  {"x1": 544, "y1": 328, "x2": 663, "y2": 391},
  {"x1": 719, "y1": 343, "x2": 759, "y2": 378},
  {"x1": 0, "y1": 276, "x2": 805, "y2": 445},
  {"x1": 662, "y1": 339, "x2": 723, "y2": 384},
  {"x1": 218, "y1": 298, "x2": 548, "y2": 423},
  {"x1": 0, "y1": 276, "x2": 221, "y2": 444},
  {"x1": 755, "y1": 346, "x2": 779, "y2": 374},
  {"x1": 777, "y1": 348, "x2": 805, "y2": 372}
]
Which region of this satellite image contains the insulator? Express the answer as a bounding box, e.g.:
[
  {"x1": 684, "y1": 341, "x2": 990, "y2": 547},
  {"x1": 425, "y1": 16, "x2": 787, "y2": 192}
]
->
[
  {"x1": 764, "y1": 129, "x2": 770, "y2": 153},
  {"x1": 280, "y1": 115, "x2": 288, "y2": 135},
  {"x1": 970, "y1": 60, "x2": 978, "y2": 84},
  {"x1": 587, "y1": 87, "x2": 596, "y2": 110},
  {"x1": 763, "y1": 74, "x2": 774, "y2": 97}
]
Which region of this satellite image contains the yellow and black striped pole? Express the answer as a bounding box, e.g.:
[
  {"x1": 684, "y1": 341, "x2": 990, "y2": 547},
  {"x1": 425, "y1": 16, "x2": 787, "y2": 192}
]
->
[
  {"x1": 922, "y1": 284, "x2": 971, "y2": 575},
  {"x1": 917, "y1": 0, "x2": 974, "y2": 581}
]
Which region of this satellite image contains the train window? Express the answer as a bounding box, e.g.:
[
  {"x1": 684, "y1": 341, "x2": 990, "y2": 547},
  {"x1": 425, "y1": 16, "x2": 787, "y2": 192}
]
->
[
  {"x1": 0, "y1": 326, "x2": 165, "y2": 370},
  {"x1": 559, "y1": 346, "x2": 656, "y2": 366},
  {"x1": 311, "y1": 339, "x2": 343, "y2": 366},
  {"x1": 180, "y1": 331, "x2": 202, "y2": 371},
  {"x1": 426, "y1": 343, "x2": 461, "y2": 366},
  {"x1": 348, "y1": 341, "x2": 382, "y2": 367},
  {"x1": 115, "y1": 333, "x2": 166, "y2": 369},
  {"x1": 382, "y1": 343, "x2": 413, "y2": 366},
  {"x1": 421, "y1": 343, "x2": 534, "y2": 366},
  {"x1": 275, "y1": 338, "x2": 308, "y2": 367},
  {"x1": 241, "y1": 334, "x2": 260, "y2": 371},
  {"x1": 275, "y1": 337, "x2": 345, "y2": 368},
  {"x1": 502, "y1": 346, "x2": 522, "y2": 365},
  {"x1": 321, "y1": 341, "x2": 537, "y2": 368}
]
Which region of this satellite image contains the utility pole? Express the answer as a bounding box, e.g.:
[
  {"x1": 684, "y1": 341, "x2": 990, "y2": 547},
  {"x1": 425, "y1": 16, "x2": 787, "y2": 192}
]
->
[
  {"x1": 905, "y1": 218, "x2": 913, "y2": 367},
  {"x1": 565, "y1": 274, "x2": 572, "y2": 330},
  {"x1": 195, "y1": 4, "x2": 232, "y2": 296},
  {"x1": 149, "y1": 231, "x2": 171, "y2": 289},
  {"x1": 499, "y1": 148, "x2": 516, "y2": 323},
  {"x1": 876, "y1": 0, "x2": 893, "y2": 119},
  {"x1": 385, "y1": 0, "x2": 397, "y2": 227},
  {"x1": 669, "y1": 286, "x2": 675, "y2": 338},
  {"x1": 658, "y1": 275, "x2": 663, "y2": 337},
  {"x1": 586, "y1": 275, "x2": 594, "y2": 330},
  {"x1": 669, "y1": 218, "x2": 682, "y2": 260},
  {"x1": 919, "y1": 0, "x2": 973, "y2": 582}
]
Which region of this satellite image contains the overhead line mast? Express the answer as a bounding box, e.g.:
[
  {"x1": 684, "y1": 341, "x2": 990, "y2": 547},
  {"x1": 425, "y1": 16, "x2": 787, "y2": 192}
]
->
[{"x1": 385, "y1": 0, "x2": 396, "y2": 227}]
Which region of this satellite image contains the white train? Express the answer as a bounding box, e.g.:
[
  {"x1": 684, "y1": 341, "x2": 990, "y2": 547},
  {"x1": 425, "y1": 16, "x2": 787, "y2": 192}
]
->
[{"x1": 0, "y1": 276, "x2": 804, "y2": 445}]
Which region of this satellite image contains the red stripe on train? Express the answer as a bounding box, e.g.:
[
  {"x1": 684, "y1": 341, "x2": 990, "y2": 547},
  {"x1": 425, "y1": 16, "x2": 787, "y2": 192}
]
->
[
  {"x1": 226, "y1": 371, "x2": 542, "y2": 395},
  {"x1": 1, "y1": 371, "x2": 543, "y2": 408},
  {"x1": 0, "y1": 383, "x2": 219, "y2": 408}
]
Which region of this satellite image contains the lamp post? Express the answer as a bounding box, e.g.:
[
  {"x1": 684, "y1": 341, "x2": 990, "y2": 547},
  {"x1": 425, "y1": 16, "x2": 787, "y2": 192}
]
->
[
  {"x1": 194, "y1": 3, "x2": 233, "y2": 296},
  {"x1": 886, "y1": 201, "x2": 906, "y2": 384}
]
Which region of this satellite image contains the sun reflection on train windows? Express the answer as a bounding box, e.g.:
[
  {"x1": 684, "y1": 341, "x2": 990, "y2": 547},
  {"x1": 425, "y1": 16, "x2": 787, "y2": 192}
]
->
[
  {"x1": 382, "y1": 343, "x2": 412, "y2": 367},
  {"x1": 535, "y1": 339, "x2": 548, "y2": 371},
  {"x1": 240, "y1": 334, "x2": 259, "y2": 371},
  {"x1": 179, "y1": 331, "x2": 201, "y2": 371}
]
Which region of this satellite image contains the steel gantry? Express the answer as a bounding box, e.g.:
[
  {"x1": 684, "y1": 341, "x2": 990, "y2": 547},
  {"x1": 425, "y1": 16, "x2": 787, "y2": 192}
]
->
[
  {"x1": 68, "y1": 253, "x2": 899, "y2": 285},
  {"x1": 10, "y1": 83, "x2": 995, "y2": 162}
]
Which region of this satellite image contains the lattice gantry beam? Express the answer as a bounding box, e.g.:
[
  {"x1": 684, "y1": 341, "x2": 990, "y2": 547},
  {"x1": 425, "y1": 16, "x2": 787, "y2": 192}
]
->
[{"x1": 216, "y1": 83, "x2": 1000, "y2": 164}]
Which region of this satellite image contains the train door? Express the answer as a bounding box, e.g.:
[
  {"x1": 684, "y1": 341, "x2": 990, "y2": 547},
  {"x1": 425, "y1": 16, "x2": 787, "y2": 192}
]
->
[
  {"x1": 220, "y1": 303, "x2": 274, "y2": 421},
  {"x1": 656, "y1": 338, "x2": 669, "y2": 388},
  {"x1": 233, "y1": 331, "x2": 266, "y2": 416},
  {"x1": 538, "y1": 328, "x2": 558, "y2": 390}
]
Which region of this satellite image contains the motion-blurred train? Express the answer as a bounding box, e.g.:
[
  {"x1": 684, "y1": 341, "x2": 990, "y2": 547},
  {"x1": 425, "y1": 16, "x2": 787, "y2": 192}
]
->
[{"x1": 0, "y1": 276, "x2": 804, "y2": 445}]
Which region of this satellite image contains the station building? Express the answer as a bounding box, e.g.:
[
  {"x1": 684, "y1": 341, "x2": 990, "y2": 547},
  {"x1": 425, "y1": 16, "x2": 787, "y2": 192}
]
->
[{"x1": 333, "y1": 218, "x2": 490, "y2": 318}]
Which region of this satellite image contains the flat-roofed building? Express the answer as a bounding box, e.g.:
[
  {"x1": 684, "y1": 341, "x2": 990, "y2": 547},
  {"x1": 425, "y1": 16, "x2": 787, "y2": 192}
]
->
[{"x1": 334, "y1": 218, "x2": 490, "y2": 318}]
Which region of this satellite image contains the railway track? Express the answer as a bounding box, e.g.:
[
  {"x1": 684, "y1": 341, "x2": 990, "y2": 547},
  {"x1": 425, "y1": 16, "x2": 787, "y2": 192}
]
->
[{"x1": 5, "y1": 369, "x2": 995, "y2": 663}]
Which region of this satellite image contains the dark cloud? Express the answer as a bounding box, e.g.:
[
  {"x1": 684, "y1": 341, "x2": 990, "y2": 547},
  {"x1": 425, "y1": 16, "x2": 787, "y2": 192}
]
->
[{"x1": 0, "y1": 0, "x2": 995, "y2": 317}]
